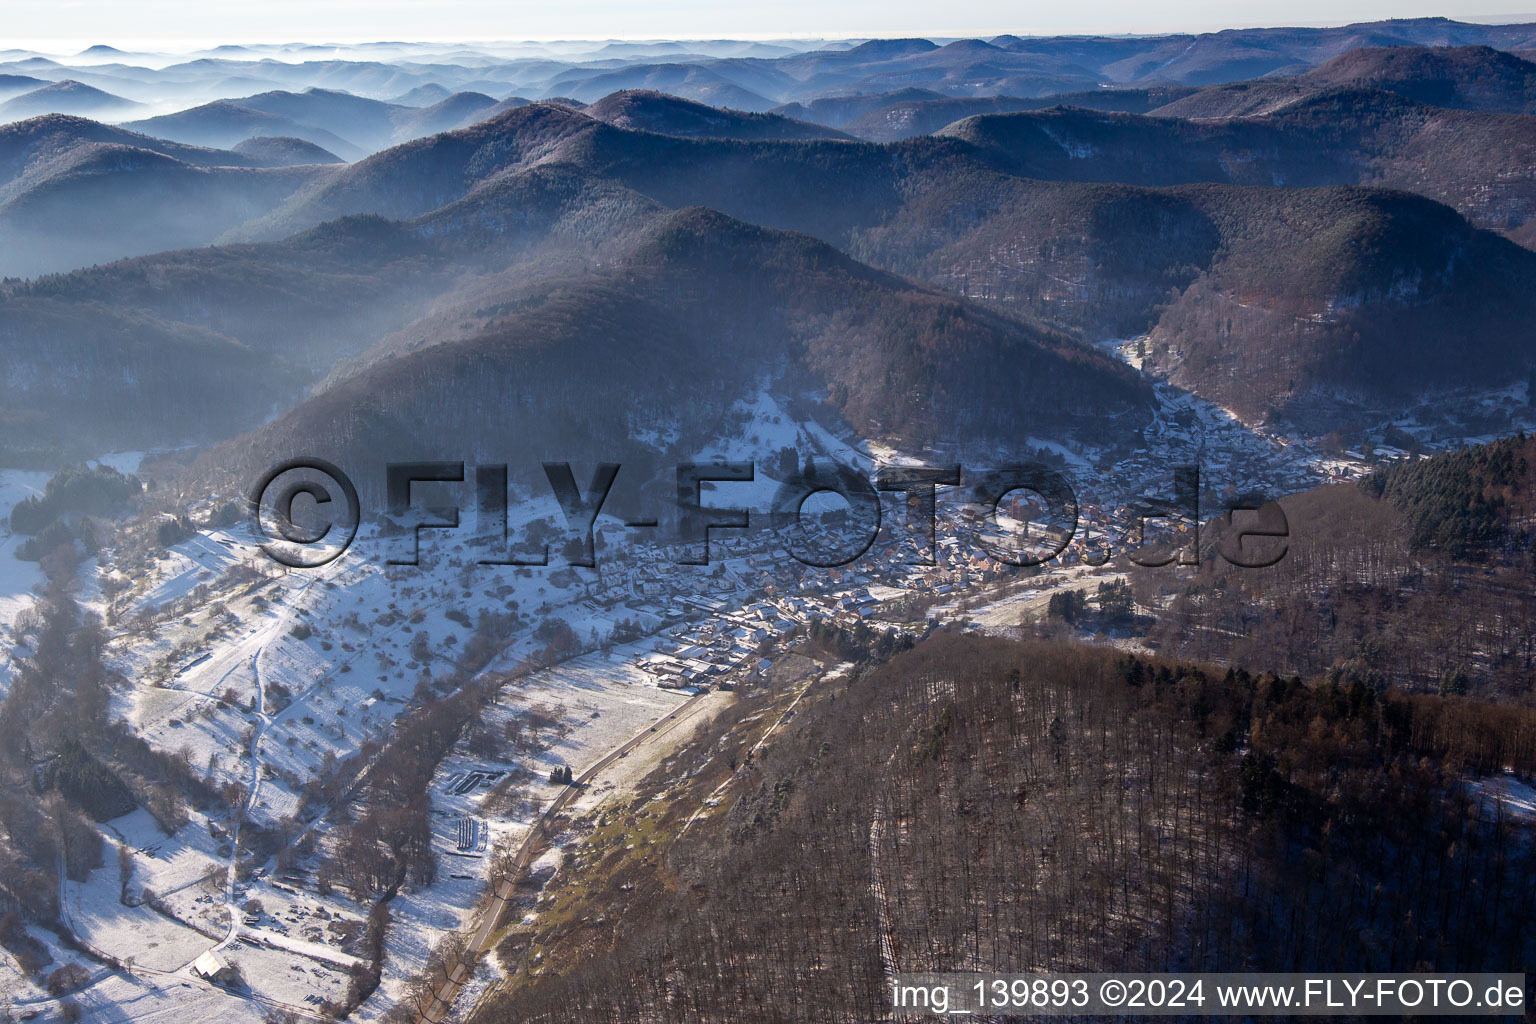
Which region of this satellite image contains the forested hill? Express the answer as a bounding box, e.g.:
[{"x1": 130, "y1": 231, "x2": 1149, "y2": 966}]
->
[
  {"x1": 1144, "y1": 436, "x2": 1536, "y2": 698},
  {"x1": 1362, "y1": 432, "x2": 1536, "y2": 558},
  {"x1": 481, "y1": 632, "x2": 1536, "y2": 1022},
  {"x1": 198, "y1": 205, "x2": 1153, "y2": 502}
]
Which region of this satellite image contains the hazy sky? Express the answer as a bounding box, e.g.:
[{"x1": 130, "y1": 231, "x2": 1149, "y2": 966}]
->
[{"x1": 8, "y1": 0, "x2": 1535, "y2": 49}]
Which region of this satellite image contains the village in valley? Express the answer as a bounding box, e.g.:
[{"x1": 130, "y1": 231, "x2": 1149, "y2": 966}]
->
[{"x1": 3, "y1": 362, "x2": 1535, "y2": 1023}]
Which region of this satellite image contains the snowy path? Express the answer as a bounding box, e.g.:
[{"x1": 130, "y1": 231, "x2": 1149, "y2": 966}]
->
[{"x1": 203, "y1": 572, "x2": 324, "y2": 959}]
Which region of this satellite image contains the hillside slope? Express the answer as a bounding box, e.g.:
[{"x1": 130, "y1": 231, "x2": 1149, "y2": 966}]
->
[
  {"x1": 481, "y1": 632, "x2": 1536, "y2": 1022},
  {"x1": 840, "y1": 86, "x2": 1200, "y2": 141},
  {"x1": 0, "y1": 144, "x2": 334, "y2": 276},
  {"x1": 125, "y1": 99, "x2": 367, "y2": 160},
  {"x1": 0, "y1": 80, "x2": 143, "y2": 120},
  {"x1": 586, "y1": 90, "x2": 854, "y2": 140},
  {"x1": 231, "y1": 135, "x2": 345, "y2": 166},
  {"x1": 851, "y1": 172, "x2": 1536, "y2": 424},
  {"x1": 202, "y1": 206, "x2": 1153, "y2": 496},
  {"x1": 1156, "y1": 44, "x2": 1536, "y2": 117},
  {"x1": 942, "y1": 94, "x2": 1536, "y2": 238}
]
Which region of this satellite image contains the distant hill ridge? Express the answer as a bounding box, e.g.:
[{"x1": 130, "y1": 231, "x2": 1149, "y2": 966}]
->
[
  {"x1": 0, "y1": 80, "x2": 143, "y2": 120},
  {"x1": 1154, "y1": 44, "x2": 1536, "y2": 117},
  {"x1": 4, "y1": 42, "x2": 1536, "y2": 456},
  {"x1": 585, "y1": 90, "x2": 855, "y2": 141}
]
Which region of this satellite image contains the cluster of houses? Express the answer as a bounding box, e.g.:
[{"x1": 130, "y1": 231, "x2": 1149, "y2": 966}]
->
[
  {"x1": 638, "y1": 599, "x2": 792, "y2": 687},
  {"x1": 463, "y1": 422, "x2": 1429, "y2": 694}
]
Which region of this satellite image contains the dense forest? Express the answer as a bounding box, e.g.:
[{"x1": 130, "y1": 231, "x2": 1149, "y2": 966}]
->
[
  {"x1": 8, "y1": 462, "x2": 141, "y2": 535},
  {"x1": 1147, "y1": 435, "x2": 1536, "y2": 696},
  {"x1": 1361, "y1": 433, "x2": 1536, "y2": 558},
  {"x1": 477, "y1": 632, "x2": 1536, "y2": 1022}
]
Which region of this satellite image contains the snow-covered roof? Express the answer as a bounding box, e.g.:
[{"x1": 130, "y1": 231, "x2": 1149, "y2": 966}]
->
[{"x1": 192, "y1": 949, "x2": 226, "y2": 977}]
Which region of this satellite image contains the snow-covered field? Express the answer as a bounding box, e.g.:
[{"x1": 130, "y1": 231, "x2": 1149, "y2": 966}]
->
[
  {"x1": 359, "y1": 646, "x2": 693, "y2": 1016},
  {"x1": 64, "y1": 837, "x2": 214, "y2": 973},
  {"x1": 42, "y1": 487, "x2": 712, "y2": 1022},
  {"x1": 1466, "y1": 772, "x2": 1536, "y2": 823},
  {"x1": 62, "y1": 974, "x2": 250, "y2": 1024}
]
